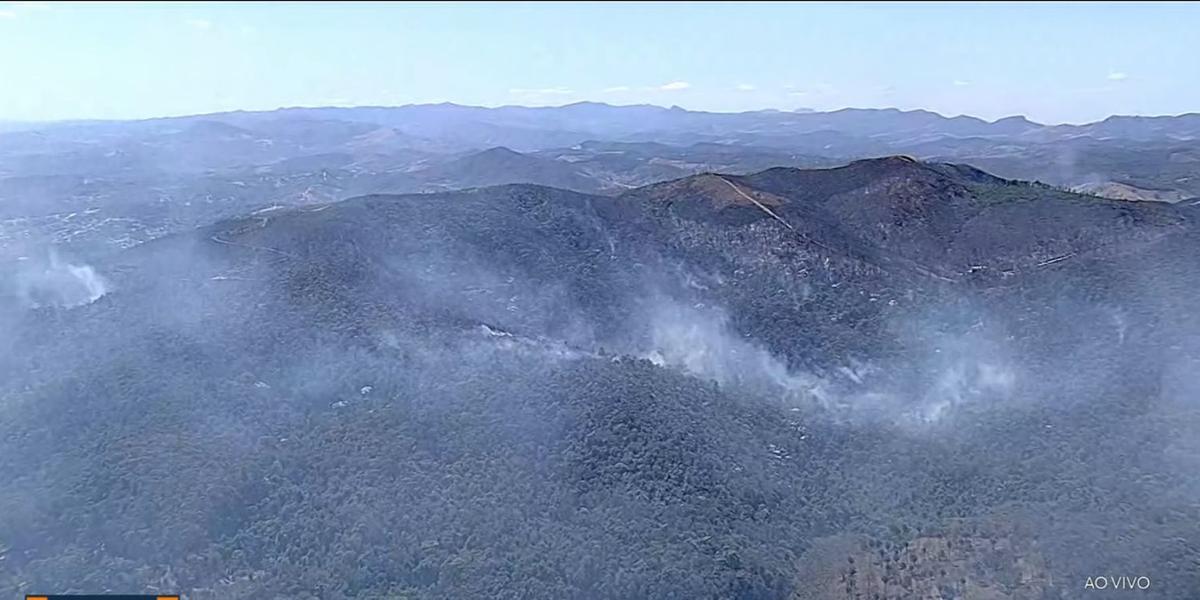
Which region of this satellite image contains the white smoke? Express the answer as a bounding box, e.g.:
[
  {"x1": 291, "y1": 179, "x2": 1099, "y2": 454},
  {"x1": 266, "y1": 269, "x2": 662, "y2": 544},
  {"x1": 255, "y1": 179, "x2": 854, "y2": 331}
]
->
[
  {"x1": 916, "y1": 357, "x2": 1017, "y2": 423},
  {"x1": 639, "y1": 298, "x2": 1019, "y2": 427},
  {"x1": 14, "y1": 250, "x2": 109, "y2": 309},
  {"x1": 641, "y1": 300, "x2": 829, "y2": 404}
]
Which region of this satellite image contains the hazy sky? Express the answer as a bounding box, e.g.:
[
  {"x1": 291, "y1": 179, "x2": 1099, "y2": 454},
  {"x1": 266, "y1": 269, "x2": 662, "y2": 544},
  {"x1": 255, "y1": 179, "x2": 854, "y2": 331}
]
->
[{"x1": 1, "y1": 1, "x2": 1196, "y2": 124}]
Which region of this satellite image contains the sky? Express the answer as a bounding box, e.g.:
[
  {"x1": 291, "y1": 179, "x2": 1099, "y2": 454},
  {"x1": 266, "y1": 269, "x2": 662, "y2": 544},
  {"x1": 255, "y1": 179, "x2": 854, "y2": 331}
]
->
[{"x1": 0, "y1": 1, "x2": 1196, "y2": 124}]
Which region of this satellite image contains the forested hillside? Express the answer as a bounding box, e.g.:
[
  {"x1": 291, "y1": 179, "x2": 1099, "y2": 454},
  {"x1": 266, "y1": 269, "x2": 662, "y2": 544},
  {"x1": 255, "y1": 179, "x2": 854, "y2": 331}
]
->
[{"x1": 2, "y1": 159, "x2": 1199, "y2": 598}]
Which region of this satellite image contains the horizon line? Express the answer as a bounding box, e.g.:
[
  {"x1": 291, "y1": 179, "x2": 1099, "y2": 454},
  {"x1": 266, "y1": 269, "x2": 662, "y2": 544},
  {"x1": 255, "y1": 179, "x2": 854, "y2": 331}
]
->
[{"x1": 6, "y1": 100, "x2": 1199, "y2": 128}]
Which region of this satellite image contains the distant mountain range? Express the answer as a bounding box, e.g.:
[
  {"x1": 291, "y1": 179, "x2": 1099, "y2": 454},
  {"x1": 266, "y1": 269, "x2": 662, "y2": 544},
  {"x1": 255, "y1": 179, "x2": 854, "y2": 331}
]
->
[
  {"x1": 6, "y1": 101, "x2": 1198, "y2": 187},
  {"x1": 202, "y1": 101, "x2": 1200, "y2": 144},
  {"x1": 3, "y1": 102, "x2": 1198, "y2": 264},
  {"x1": 13, "y1": 102, "x2": 1200, "y2": 146}
]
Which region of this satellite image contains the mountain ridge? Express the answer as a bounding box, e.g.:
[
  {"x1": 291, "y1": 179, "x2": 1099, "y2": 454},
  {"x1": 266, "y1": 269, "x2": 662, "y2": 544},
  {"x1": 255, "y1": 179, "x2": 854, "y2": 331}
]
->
[
  {"x1": 40, "y1": 101, "x2": 1200, "y2": 129},
  {"x1": 6, "y1": 152, "x2": 1200, "y2": 599}
]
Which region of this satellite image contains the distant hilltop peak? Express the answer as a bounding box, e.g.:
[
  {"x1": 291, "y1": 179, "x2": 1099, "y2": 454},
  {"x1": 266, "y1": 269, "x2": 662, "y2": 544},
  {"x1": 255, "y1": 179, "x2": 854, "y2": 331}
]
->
[
  {"x1": 988, "y1": 115, "x2": 1043, "y2": 132},
  {"x1": 475, "y1": 146, "x2": 524, "y2": 157},
  {"x1": 847, "y1": 154, "x2": 922, "y2": 168},
  {"x1": 560, "y1": 101, "x2": 616, "y2": 109},
  {"x1": 993, "y1": 115, "x2": 1034, "y2": 124}
]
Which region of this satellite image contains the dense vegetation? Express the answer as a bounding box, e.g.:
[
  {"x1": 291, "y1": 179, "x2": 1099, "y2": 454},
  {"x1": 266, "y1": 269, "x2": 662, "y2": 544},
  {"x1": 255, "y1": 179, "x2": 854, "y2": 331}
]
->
[{"x1": 2, "y1": 159, "x2": 1199, "y2": 598}]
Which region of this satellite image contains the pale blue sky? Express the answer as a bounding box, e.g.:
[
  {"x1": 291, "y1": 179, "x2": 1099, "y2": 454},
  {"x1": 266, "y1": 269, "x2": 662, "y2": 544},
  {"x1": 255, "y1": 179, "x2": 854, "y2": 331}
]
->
[{"x1": 0, "y1": 1, "x2": 1196, "y2": 124}]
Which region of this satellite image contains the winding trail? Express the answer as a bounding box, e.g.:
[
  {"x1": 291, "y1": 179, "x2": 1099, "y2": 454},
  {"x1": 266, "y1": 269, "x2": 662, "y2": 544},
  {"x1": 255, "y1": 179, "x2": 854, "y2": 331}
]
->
[
  {"x1": 209, "y1": 233, "x2": 297, "y2": 259},
  {"x1": 206, "y1": 208, "x2": 300, "y2": 259}
]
